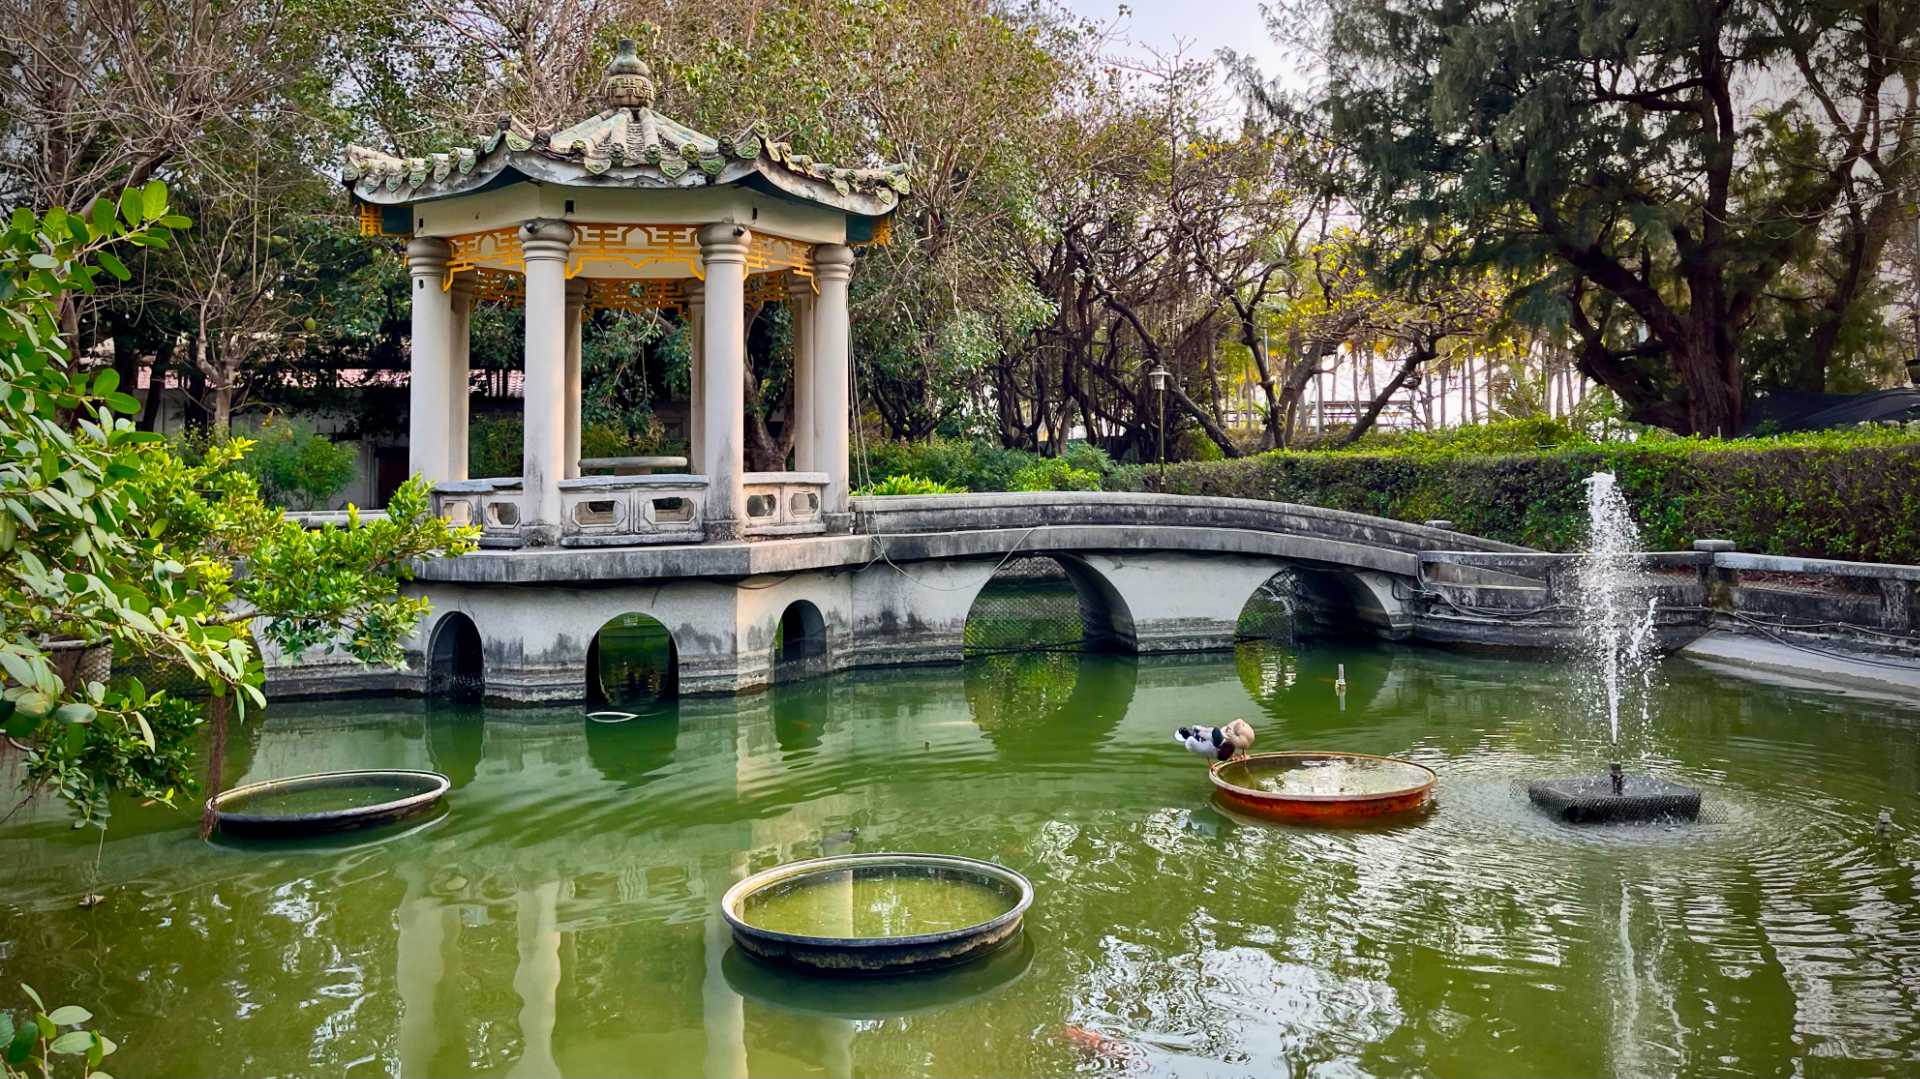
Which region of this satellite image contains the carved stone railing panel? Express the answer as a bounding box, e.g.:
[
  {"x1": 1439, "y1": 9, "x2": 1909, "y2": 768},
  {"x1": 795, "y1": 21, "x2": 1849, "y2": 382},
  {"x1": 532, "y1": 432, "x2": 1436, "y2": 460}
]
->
[
  {"x1": 557, "y1": 474, "x2": 707, "y2": 547},
  {"x1": 741, "y1": 471, "x2": 828, "y2": 537},
  {"x1": 434, "y1": 478, "x2": 525, "y2": 548}
]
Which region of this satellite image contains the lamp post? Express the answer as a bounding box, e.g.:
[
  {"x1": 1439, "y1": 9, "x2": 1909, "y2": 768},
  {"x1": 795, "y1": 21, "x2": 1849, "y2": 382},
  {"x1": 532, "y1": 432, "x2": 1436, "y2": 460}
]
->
[{"x1": 1147, "y1": 361, "x2": 1170, "y2": 485}]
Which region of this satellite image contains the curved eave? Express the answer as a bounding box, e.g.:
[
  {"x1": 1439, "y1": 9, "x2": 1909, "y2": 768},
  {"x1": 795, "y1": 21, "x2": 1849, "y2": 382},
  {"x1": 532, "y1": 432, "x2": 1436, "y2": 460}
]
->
[{"x1": 347, "y1": 149, "x2": 900, "y2": 218}]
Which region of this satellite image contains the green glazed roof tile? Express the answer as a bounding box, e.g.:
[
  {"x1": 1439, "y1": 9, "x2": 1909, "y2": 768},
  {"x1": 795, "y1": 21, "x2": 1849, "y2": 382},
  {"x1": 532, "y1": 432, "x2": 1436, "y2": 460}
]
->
[{"x1": 342, "y1": 39, "x2": 904, "y2": 218}]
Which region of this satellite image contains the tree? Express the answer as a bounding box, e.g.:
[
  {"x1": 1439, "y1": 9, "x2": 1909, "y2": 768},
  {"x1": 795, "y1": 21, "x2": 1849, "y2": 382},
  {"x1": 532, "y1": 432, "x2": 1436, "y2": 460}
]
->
[
  {"x1": 1281, "y1": 0, "x2": 1920, "y2": 435},
  {"x1": 0, "y1": 188, "x2": 476, "y2": 827}
]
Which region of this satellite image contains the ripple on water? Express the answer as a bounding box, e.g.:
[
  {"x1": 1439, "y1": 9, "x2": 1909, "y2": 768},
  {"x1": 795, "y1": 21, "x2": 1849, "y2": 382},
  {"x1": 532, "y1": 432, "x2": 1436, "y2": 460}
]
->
[{"x1": 4, "y1": 646, "x2": 1920, "y2": 1078}]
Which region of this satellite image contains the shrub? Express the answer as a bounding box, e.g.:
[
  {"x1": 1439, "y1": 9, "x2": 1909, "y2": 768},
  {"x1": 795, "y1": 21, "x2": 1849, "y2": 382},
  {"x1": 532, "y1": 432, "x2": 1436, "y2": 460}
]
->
[
  {"x1": 241, "y1": 421, "x2": 357, "y2": 510},
  {"x1": 468, "y1": 415, "x2": 522, "y2": 478},
  {"x1": 855, "y1": 474, "x2": 966, "y2": 496},
  {"x1": 1008, "y1": 459, "x2": 1102, "y2": 491},
  {"x1": 1119, "y1": 424, "x2": 1920, "y2": 563},
  {"x1": 862, "y1": 438, "x2": 1116, "y2": 492},
  {"x1": 471, "y1": 416, "x2": 686, "y2": 478}
]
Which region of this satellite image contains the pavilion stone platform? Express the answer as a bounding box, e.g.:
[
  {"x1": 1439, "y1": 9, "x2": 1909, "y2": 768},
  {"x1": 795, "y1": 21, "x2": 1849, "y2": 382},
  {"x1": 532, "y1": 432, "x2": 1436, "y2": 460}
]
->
[{"x1": 345, "y1": 39, "x2": 907, "y2": 549}]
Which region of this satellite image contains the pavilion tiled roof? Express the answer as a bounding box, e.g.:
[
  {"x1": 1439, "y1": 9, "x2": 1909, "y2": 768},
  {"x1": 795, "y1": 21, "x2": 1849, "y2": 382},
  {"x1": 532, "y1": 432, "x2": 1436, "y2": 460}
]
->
[{"x1": 344, "y1": 39, "x2": 907, "y2": 219}]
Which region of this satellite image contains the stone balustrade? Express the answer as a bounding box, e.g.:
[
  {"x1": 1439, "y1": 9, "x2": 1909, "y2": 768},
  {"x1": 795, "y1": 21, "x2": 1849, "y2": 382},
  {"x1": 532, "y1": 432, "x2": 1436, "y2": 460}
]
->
[
  {"x1": 741, "y1": 471, "x2": 829, "y2": 537},
  {"x1": 433, "y1": 477, "x2": 527, "y2": 547},
  {"x1": 557, "y1": 474, "x2": 708, "y2": 547}
]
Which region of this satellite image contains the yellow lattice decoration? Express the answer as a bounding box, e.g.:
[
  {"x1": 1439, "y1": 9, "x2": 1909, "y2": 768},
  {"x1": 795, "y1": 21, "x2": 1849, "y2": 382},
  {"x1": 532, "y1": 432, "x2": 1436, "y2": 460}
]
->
[
  {"x1": 868, "y1": 215, "x2": 893, "y2": 247},
  {"x1": 468, "y1": 267, "x2": 524, "y2": 306},
  {"x1": 445, "y1": 227, "x2": 524, "y2": 290},
  {"x1": 746, "y1": 232, "x2": 816, "y2": 292},
  {"x1": 357, "y1": 202, "x2": 385, "y2": 236},
  {"x1": 586, "y1": 277, "x2": 687, "y2": 314},
  {"x1": 567, "y1": 223, "x2": 702, "y2": 280},
  {"x1": 744, "y1": 271, "x2": 796, "y2": 307}
]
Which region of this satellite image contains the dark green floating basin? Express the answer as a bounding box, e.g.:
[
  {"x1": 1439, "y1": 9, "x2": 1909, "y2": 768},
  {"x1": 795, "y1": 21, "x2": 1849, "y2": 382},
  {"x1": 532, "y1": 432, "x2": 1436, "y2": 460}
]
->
[
  {"x1": 722, "y1": 933, "x2": 1035, "y2": 1019},
  {"x1": 721, "y1": 853, "x2": 1033, "y2": 975},
  {"x1": 208, "y1": 769, "x2": 450, "y2": 838}
]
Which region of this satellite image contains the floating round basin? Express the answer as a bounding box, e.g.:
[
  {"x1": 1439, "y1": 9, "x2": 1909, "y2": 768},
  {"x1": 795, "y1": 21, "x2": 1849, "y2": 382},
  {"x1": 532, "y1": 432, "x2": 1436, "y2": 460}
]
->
[
  {"x1": 721, "y1": 853, "x2": 1033, "y2": 975},
  {"x1": 208, "y1": 769, "x2": 450, "y2": 838},
  {"x1": 721, "y1": 934, "x2": 1035, "y2": 1019},
  {"x1": 1210, "y1": 751, "x2": 1436, "y2": 823}
]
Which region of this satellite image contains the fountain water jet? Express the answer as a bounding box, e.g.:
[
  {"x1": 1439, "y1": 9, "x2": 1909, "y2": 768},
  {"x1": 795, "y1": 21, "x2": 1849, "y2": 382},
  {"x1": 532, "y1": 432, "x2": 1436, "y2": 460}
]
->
[{"x1": 1527, "y1": 472, "x2": 1702, "y2": 824}]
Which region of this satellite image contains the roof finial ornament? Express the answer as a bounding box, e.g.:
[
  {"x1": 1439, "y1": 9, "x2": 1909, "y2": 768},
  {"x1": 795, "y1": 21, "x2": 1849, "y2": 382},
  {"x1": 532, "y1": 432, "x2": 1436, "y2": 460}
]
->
[{"x1": 603, "y1": 38, "x2": 656, "y2": 111}]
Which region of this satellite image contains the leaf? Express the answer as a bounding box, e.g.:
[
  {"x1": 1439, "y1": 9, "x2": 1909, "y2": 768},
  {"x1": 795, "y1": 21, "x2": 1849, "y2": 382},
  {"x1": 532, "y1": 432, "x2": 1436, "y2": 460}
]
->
[
  {"x1": 92, "y1": 368, "x2": 119, "y2": 396},
  {"x1": 141, "y1": 180, "x2": 168, "y2": 220},
  {"x1": 105, "y1": 392, "x2": 140, "y2": 414},
  {"x1": 11, "y1": 691, "x2": 51, "y2": 719},
  {"x1": 19, "y1": 986, "x2": 42, "y2": 1010},
  {"x1": 0, "y1": 1011, "x2": 12, "y2": 1045},
  {"x1": 159, "y1": 214, "x2": 192, "y2": 229},
  {"x1": 4, "y1": 1024, "x2": 34, "y2": 1065},
  {"x1": 135, "y1": 713, "x2": 155, "y2": 750},
  {"x1": 117, "y1": 187, "x2": 142, "y2": 227},
  {"x1": 46, "y1": 1006, "x2": 90, "y2": 1026},
  {"x1": 0, "y1": 650, "x2": 36, "y2": 687},
  {"x1": 52, "y1": 703, "x2": 96, "y2": 725},
  {"x1": 96, "y1": 251, "x2": 130, "y2": 282},
  {"x1": 48, "y1": 1029, "x2": 92, "y2": 1054}
]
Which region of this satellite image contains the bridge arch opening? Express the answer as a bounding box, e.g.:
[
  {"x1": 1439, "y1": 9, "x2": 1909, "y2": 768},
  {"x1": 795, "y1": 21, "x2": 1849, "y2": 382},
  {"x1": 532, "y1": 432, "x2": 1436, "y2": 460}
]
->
[
  {"x1": 771, "y1": 600, "x2": 829, "y2": 683},
  {"x1": 1236, "y1": 568, "x2": 1298, "y2": 642},
  {"x1": 1291, "y1": 568, "x2": 1399, "y2": 640},
  {"x1": 963, "y1": 554, "x2": 1135, "y2": 657},
  {"x1": 587, "y1": 613, "x2": 678, "y2": 706},
  {"x1": 427, "y1": 611, "x2": 484, "y2": 703}
]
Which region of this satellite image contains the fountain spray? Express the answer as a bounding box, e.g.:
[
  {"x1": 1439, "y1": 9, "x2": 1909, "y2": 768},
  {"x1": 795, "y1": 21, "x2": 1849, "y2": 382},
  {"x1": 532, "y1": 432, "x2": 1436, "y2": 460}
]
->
[{"x1": 1527, "y1": 472, "x2": 1701, "y2": 823}]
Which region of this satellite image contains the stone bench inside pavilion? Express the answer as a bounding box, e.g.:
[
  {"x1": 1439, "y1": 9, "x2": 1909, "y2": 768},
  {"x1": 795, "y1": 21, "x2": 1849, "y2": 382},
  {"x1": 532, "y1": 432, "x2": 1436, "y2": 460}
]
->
[{"x1": 343, "y1": 39, "x2": 906, "y2": 548}]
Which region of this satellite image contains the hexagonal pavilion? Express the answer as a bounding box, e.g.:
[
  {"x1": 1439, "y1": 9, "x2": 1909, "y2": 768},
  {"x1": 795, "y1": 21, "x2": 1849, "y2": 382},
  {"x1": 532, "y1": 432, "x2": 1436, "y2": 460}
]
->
[{"x1": 343, "y1": 39, "x2": 906, "y2": 546}]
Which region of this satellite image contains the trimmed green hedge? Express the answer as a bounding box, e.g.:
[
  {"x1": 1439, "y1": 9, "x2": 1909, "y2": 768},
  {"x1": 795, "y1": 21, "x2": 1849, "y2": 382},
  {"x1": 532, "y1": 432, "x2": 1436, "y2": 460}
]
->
[
  {"x1": 1112, "y1": 425, "x2": 1920, "y2": 564},
  {"x1": 859, "y1": 438, "x2": 1116, "y2": 492}
]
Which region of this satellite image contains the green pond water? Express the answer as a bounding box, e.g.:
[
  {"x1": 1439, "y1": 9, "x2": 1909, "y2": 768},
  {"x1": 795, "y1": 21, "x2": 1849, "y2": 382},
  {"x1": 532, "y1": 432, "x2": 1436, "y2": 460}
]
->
[
  {"x1": 224, "y1": 779, "x2": 430, "y2": 817},
  {"x1": 739, "y1": 872, "x2": 1015, "y2": 938},
  {"x1": 3, "y1": 641, "x2": 1920, "y2": 1077}
]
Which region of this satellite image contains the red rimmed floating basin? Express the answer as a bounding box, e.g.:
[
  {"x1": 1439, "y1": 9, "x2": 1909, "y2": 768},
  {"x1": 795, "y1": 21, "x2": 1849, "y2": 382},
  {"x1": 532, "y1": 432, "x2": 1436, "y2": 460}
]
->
[{"x1": 1210, "y1": 751, "x2": 1436, "y2": 823}]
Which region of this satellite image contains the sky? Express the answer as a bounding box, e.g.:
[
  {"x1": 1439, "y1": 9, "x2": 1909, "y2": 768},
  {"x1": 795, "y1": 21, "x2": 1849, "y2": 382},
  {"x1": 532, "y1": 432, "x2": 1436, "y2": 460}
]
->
[{"x1": 1060, "y1": 0, "x2": 1300, "y2": 86}]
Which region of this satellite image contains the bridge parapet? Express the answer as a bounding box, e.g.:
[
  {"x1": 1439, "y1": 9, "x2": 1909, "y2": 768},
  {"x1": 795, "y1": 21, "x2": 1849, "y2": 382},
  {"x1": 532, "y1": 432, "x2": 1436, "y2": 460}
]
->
[{"x1": 852, "y1": 491, "x2": 1529, "y2": 557}]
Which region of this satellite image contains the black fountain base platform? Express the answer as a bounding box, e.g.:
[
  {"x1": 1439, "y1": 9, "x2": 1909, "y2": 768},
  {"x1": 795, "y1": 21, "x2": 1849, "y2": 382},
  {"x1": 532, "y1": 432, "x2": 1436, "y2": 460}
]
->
[{"x1": 1528, "y1": 767, "x2": 1702, "y2": 824}]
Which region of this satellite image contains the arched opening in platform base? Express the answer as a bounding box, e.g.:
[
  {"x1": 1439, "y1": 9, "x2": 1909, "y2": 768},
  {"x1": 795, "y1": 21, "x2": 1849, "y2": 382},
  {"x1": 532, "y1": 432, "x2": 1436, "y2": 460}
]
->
[
  {"x1": 772, "y1": 600, "x2": 829, "y2": 683},
  {"x1": 427, "y1": 612, "x2": 484, "y2": 703},
  {"x1": 587, "y1": 614, "x2": 679, "y2": 706}
]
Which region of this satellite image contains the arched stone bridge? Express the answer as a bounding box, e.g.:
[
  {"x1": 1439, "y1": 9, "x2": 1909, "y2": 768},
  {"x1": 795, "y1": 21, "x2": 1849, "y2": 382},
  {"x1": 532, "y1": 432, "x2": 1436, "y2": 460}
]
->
[{"x1": 272, "y1": 492, "x2": 1592, "y2": 703}]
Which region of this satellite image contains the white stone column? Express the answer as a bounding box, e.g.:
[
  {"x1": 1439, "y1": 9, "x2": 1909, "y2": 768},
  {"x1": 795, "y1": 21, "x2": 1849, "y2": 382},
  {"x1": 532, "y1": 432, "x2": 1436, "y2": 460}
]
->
[
  {"x1": 698, "y1": 224, "x2": 749, "y2": 540},
  {"x1": 407, "y1": 237, "x2": 453, "y2": 488},
  {"x1": 812, "y1": 244, "x2": 855, "y2": 524},
  {"x1": 790, "y1": 287, "x2": 815, "y2": 473},
  {"x1": 447, "y1": 275, "x2": 475, "y2": 482},
  {"x1": 688, "y1": 283, "x2": 706, "y2": 473},
  {"x1": 520, "y1": 220, "x2": 573, "y2": 543},
  {"x1": 564, "y1": 279, "x2": 587, "y2": 479}
]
